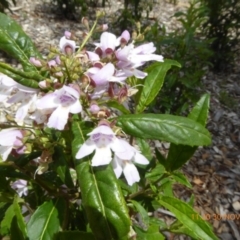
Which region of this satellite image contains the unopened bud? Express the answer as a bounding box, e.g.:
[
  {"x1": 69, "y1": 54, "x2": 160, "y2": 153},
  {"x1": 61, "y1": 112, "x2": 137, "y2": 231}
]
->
[
  {"x1": 136, "y1": 21, "x2": 141, "y2": 31},
  {"x1": 81, "y1": 17, "x2": 89, "y2": 31},
  {"x1": 29, "y1": 57, "x2": 42, "y2": 67},
  {"x1": 136, "y1": 34, "x2": 144, "y2": 41},
  {"x1": 49, "y1": 45, "x2": 59, "y2": 53},
  {"x1": 64, "y1": 30, "x2": 71, "y2": 39},
  {"x1": 96, "y1": 10, "x2": 105, "y2": 18},
  {"x1": 132, "y1": 31, "x2": 138, "y2": 40}
]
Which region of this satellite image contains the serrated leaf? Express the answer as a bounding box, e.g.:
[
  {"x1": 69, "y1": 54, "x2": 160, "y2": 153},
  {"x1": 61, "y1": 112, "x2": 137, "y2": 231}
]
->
[
  {"x1": 158, "y1": 196, "x2": 218, "y2": 240},
  {"x1": 166, "y1": 94, "x2": 210, "y2": 171},
  {"x1": 136, "y1": 59, "x2": 181, "y2": 113},
  {"x1": 27, "y1": 200, "x2": 61, "y2": 240},
  {"x1": 1, "y1": 204, "x2": 14, "y2": 235},
  {"x1": 117, "y1": 114, "x2": 211, "y2": 146},
  {"x1": 0, "y1": 12, "x2": 42, "y2": 72},
  {"x1": 13, "y1": 196, "x2": 27, "y2": 238},
  {"x1": 72, "y1": 119, "x2": 131, "y2": 240},
  {"x1": 54, "y1": 231, "x2": 95, "y2": 240}
]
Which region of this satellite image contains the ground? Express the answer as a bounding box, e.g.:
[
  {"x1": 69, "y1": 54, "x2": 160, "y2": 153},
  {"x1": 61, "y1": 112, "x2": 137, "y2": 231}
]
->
[{"x1": 1, "y1": 0, "x2": 240, "y2": 239}]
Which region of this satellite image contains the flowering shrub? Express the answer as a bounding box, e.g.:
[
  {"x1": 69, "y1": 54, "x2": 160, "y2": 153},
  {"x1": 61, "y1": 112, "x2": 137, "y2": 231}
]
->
[{"x1": 0, "y1": 12, "x2": 218, "y2": 240}]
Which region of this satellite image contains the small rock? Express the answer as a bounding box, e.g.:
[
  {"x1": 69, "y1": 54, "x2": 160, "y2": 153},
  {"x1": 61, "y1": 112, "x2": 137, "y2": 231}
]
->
[{"x1": 232, "y1": 201, "x2": 240, "y2": 211}]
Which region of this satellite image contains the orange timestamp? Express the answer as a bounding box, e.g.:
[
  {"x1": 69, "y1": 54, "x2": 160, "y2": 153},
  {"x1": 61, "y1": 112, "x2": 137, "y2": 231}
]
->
[{"x1": 192, "y1": 213, "x2": 240, "y2": 221}]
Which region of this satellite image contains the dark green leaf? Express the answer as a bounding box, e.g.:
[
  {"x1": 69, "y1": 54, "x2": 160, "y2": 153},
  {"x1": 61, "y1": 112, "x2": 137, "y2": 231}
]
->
[
  {"x1": 27, "y1": 200, "x2": 61, "y2": 240},
  {"x1": 0, "y1": 13, "x2": 42, "y2": 72},
  {"x1": 10, "y1": 216, "x2": 25, "y2": 240},
  {"x1": 52, "y1": 146, "x2": 74, "y2": 188},
  {"x1": 117, "y1": 114, "x2": 211, "y2": 146},
  {"x1": 72, "y1": 119, "x2": 131, "y2": 240},
  {"x1": 54, "y1": 231, "x2": 95, "y2": 240},
  {"x1": 158, "y1": 196, "x2": 218, "y2": 240},
  {"x1": 136, "y1": 59, "x2": 181, "y2": 113},
  {"x1": 166, "y1": 94, "x2": 210, "y2": 171},
  {"x1": 13, "y1": 196, "x2": 27, "y2": 238}
]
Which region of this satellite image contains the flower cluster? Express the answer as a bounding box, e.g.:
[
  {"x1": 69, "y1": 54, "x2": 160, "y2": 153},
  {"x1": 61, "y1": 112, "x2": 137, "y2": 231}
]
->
[{"x1": 0, "y1": 25, "x2": 163, "y2": 185}]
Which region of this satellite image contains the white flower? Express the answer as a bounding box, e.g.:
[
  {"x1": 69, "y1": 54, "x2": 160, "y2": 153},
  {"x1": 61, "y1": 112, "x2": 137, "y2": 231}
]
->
[
  {"x1": 7, "y1": 89, "x2": 38, "y2": 125},
  {"x1": 112, "y1": 139, "x2": 149, "y2": 186},
  {"x1": 11, "y1": 179, "x2": 28, "y2": 197},
  {"x1": 76, "y1": 124, "x2": 125, "y2": 166},
  {"x1": 36, "y1": 85, "x2": 82, "y2": 130},
  {"x1": 0, "y1": 128, "x2": 24, "y2": 161}
]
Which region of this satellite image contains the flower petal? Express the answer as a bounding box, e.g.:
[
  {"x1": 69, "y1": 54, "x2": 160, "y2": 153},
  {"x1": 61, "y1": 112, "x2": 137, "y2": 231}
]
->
[
  {"x1": 134, "y1": 152, "x2": 149, "y2": 165},
  {"x1": 91, "y1": 147, "x2": 112, "y2": 166},
  {"x1": 76, "y1": 139, "x2": 95, "y2": 159},
  {"x1": 112, "y1": 156, "x2": 123, "y2": 178},
  {"x1": 47, "y1": 106, "x2": 69, "y2": 130},
  {"x1": 123, "y1": 163, "x2": 140, "y2": 186}
]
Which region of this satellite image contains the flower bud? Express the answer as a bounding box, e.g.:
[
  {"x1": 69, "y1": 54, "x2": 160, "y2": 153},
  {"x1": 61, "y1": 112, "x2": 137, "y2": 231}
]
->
[
  {"x1": 29, "y1": 57, "x2": 42, "y2": 67},
  {"x1": 81, "y1": 17, "x2": 89, "y2": 31}
]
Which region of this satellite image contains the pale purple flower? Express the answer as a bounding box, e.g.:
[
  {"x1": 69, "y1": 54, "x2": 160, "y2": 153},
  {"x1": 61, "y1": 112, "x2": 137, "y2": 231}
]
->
[
  {"x1": 115, "y1": 42, "x2": 163, "y2": 79},
  {"x1": 11, "y1": 180, "x2": 28, "y2": 197},
  {"x1": 59, "y1": 35, "x2": 76, "y2": 54},
  {"x1": 94, "y1": 32, "x2": 119, "y2": 57},
  {"x1": 117, "y1": 30, "x2": 131, "y2": 45},
  {"x1": 112, "y1": 139, "x2": 149, "y2": 186},
  {"x1": 0, "y1": 128, "x2": 24, "y2": 161},
  {"x1": 87, "y1": 63, "x2": 127, "y2": 86},
  {"x1": 76, "y1": 124, "x2": 125, "y2": 166},
  {"x1": 36, "y1": 85, "x2": 82, "y2": 130},
  {"x1": 7, "y1": 89, "x2": 38, "y2": 125}
]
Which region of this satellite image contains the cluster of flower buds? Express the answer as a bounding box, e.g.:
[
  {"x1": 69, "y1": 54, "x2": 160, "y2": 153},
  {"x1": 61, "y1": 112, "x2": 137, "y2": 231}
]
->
[{"x1": 0, "y1": 20, "x2": 163, "y2": 185}]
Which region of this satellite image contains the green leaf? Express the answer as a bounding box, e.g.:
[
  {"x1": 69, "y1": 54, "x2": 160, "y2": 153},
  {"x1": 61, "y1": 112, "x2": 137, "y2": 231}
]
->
[
  {"x1": 27, "y1": 200, "x2": 61, "y2": 240},
  {"x1": 13, "y1": 196, "x2": 27, "y2": 238},
  {"x1": 188, "y1": 93, "x2": 210, "y2": 125},
  {"x1": 1, "y1": 204, "x2": 15, "y2": 235},
  {"x1": 158, "y1": 196, "x2": 218, "y2": 240},
  {"x1": 72, "y1": 119, "x2": 131, "y2": 240},
  {"x1": 136, "y1": 59, "x2": 181, "y2": 113},
  {"x1": 105, "y1": 100, "x2": 131, "y2": 114},
  {"x1": 134, "y1": 224, "x2": 165, "y2": 240},
  {"x1": 0, "y1": 13, "x2": 42, "y2": 72},
  {"x1": 0, "y1": 65, "x2": 39, "y2": 88},
  {"x1": 166, "y1": 94, "x2": 210, "y2": 171},
  {"x1": 145, "y1": 164, "x2": 165, "y2": 182},
  {"x1": 130, "y1": 200, "x2": 149, "y2": 230},
  {"x1": 136, "y1": 138, "x2": 152, "y2": 161},
  {"x1": 52, "y1": 146, "x2": 74, "y2": 188},
  {"x1": 54, "y1": 231, "x2": 95, "y2": 240},
  {"x1": 10, "y1": 216, "x2": 25, "y2": 240},
  {"x1": 117, "y1": 114, "x2": 211, "y2": 146},
  {"x1": 171, "y1": 171, "x2": 192, "y2": 188}
]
